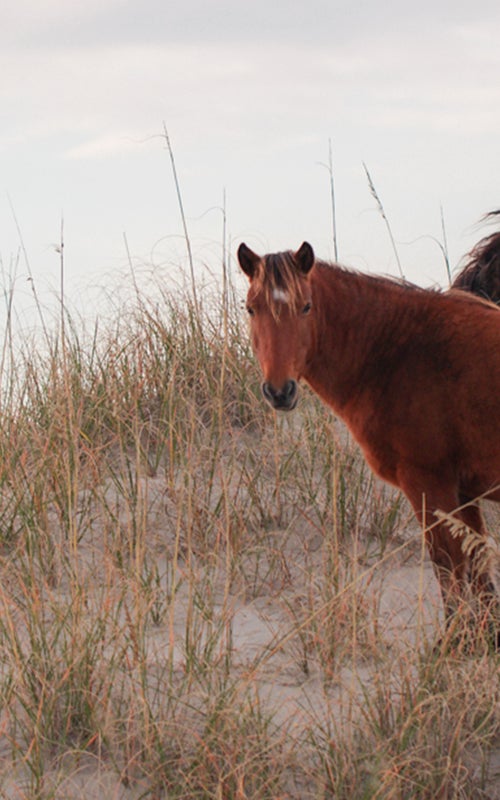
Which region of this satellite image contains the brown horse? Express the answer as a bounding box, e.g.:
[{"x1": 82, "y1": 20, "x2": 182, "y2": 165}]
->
[
  {"x1": 452, "y1": 211, "x2": 500, "y2": 304},
  {"x1": 237, "y1": 240, "x2": 500, "y2": 641}
]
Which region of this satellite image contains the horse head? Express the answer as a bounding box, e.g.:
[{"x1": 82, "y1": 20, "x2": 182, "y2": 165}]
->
[{"x1": 237, "y1": 241, "x2": 316, "y2": 411}]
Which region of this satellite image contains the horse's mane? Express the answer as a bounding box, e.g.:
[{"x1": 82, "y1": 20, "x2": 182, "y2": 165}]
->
[
  {"x1": 452, "y1": 211, "x2": 500, "y2": 304},
  {"x1": 314, "y1": 260, "x2": 429, "y2": 294},
  {"x1": 253, "y1": 240, "x2": 500, "y2": 318}
]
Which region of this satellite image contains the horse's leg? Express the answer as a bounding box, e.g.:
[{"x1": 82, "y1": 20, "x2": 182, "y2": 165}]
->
[
  {"x1": 458, "y1": 497, "x2": 499, "y2": 639},
  {"x1": 398, "y1": 472, "x2": 470, "y2": 620},
  {"x1": 458, "y1": 498, "x2": 494, "y2": 594},
  {"x1": 423, "y1": 517, "x2": 470, "y2": 622},
  {"x1": 399, "y1": 470, "x2": 499, "y2": 645}
]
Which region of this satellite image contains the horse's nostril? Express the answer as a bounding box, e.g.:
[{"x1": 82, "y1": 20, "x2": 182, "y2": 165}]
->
[
  {"x1": 284, "y1": 380, "x2": 297, "y2": 400},
  {"x1": 262, "y1": 382, "x2": 274, "y2": 403}
]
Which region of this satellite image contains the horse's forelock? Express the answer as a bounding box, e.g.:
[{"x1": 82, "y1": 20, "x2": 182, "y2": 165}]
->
[{"x1": 253, "y1": 251, "x2": 305, "y2": 315}]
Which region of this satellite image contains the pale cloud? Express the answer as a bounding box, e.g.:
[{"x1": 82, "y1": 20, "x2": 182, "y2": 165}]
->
[
  {"x1": 3, "y1": 22, "x2": 499, "y2": 153},
  {"x1": 5, "y1": 0, "x2": 500, "y2": 50},
  {"x1": 2, "y1": 12, "x2": 500, "y2": 146},
  {"x1": 4, "y1": 0, "x2": 126, "y2": 45},
  {"x1": 63, "y1": 132, "x2": 151, "y2": 160}
]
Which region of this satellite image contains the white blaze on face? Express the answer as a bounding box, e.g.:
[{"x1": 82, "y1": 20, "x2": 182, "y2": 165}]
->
[{"x1": 272, "y1": 288, "x2": 290, "y2": 304}]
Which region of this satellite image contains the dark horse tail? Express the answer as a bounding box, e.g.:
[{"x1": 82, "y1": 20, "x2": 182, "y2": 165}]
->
[{"x1": 451, "y1": 211, "x2": 500, "y2": 304}]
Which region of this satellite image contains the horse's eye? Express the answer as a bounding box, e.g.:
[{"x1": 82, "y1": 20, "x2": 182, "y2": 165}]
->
[
  {"x1": 302, "y1": 302, "x2": 312, "y2": 315},
  {"x1": 246, "y1": 305, "x2": 255, "y2": 317}
]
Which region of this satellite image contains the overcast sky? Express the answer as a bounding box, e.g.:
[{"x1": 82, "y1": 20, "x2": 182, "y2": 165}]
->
[{"x1": 1, "y1": 0, "x2": 500, "y2": 326}]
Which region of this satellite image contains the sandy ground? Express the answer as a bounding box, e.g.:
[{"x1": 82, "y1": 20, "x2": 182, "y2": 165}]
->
[{"x1": 2, "y1": 434, "x2": 500, "y2": 798}]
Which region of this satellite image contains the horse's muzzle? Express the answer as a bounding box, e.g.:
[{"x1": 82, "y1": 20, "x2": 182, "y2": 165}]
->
[{"x1": 262, "y1": 380, "x2": 298, "y2": 411}]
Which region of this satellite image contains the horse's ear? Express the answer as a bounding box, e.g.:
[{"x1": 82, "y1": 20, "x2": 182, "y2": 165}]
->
[
  {"x1": 237, "y1": 243, "x2": 261, "y2": 280},
  {"x1": 295, "y1": 242, "x2": 315, "y2": 274}
]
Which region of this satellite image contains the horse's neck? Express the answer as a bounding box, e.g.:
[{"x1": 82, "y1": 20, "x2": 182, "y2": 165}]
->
[{"x1": 305, "y1": 267, "x2": 404, "y2": 413}]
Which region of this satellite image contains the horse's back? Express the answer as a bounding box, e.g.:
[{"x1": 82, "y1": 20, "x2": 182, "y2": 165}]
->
[{"x1": 350, "y1": 291, "x2": 500, "y2": 489}]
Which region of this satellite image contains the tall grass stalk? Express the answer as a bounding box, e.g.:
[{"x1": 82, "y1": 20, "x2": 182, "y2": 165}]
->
[
  {"x1": 441, "y1": 203, "x2": 452, "y2": 285},
  {"x1": 162, "y1": 123, "x2": 199, "y2": 318},
  {"x1": 363, "y1": 162, "x2": 404, "y2": 279}
]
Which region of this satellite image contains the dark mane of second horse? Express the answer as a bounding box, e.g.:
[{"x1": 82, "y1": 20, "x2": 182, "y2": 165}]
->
[{"x1": 452, "y1": 211, "x2": 500, "y2": 304}]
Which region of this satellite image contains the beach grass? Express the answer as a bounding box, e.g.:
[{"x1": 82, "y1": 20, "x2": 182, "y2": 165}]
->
[{"x1": 0, "y1": 271, "x2": 499, "y2": 799}]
